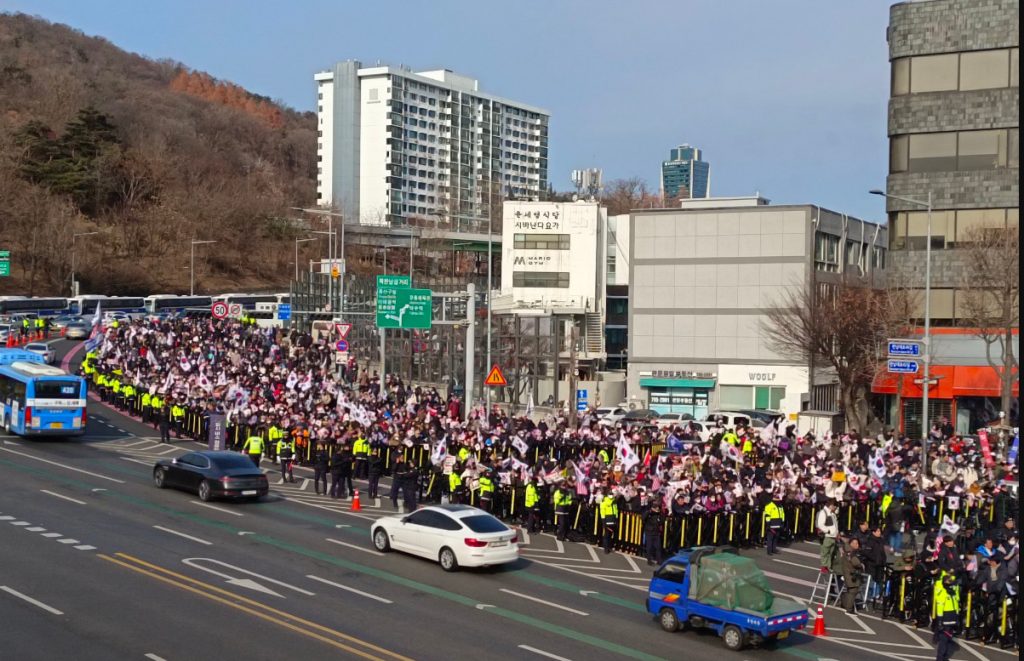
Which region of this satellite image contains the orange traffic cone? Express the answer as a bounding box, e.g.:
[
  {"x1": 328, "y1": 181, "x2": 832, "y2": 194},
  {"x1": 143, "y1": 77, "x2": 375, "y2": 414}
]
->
[
  {"x1": 351, "y1": 489, "x2": 361, "y2": 512},
  {"x1": 812, "y1": 605, "x2": 827, "y2": 636}
]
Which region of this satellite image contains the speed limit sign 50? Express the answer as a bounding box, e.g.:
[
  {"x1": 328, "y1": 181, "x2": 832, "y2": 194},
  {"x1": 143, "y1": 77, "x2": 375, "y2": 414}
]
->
[{"x1": 211, "y1": 301, "x2": 229, "y2": 319}]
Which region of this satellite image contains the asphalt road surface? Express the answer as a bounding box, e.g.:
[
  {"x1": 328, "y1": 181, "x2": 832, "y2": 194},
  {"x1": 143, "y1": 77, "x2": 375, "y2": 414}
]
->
[{"x1": 0, "y1": 339, "x2": 1013, "y2": 661}]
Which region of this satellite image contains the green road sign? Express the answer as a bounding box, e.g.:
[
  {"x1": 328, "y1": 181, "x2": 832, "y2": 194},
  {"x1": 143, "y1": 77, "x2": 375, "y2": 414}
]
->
[
  {"x1": 377, "y1": 287, "x2": 432, "y2": 329},
  {"x1": 377, "y1": 274, "x2": 411, "y2": 290},
  {"x1": 0, "y1": 250, "x2": 9, "y2": 277}
]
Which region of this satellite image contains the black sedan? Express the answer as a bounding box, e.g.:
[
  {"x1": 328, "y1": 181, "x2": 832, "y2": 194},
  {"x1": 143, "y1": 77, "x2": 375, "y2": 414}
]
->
[{"x1": 153, "y1": 451, "x2": 269, "y2": 502}]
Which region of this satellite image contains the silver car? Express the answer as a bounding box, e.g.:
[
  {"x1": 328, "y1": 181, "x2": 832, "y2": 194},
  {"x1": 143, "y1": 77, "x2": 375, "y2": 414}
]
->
[
  {"x1": 24, "y1": 342, "x2": 56, "y2": 364},
  {"x1": 64, "y1": 321, "x2": 91, "y2": 340}
]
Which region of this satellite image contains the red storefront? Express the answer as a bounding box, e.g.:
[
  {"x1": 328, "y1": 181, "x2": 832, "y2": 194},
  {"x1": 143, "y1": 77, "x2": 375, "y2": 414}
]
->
[{"x1": 873, "y1": 330, "x2": 1019, "y2": 436}]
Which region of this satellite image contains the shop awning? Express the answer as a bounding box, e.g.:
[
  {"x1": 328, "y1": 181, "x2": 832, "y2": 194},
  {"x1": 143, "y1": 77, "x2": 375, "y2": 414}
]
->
[
  {"x1": 872, "y1": 364, "x2": 1017, "y2": 398},
  {"x1": 639, "y1": 378, "x2": 716, "y2": 389}
]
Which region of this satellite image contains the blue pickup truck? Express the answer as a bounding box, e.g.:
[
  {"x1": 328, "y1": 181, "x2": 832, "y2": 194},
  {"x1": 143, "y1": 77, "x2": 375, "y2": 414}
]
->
[{"x1": 646, "y1": 546, "x2": 808, "y2": 651}]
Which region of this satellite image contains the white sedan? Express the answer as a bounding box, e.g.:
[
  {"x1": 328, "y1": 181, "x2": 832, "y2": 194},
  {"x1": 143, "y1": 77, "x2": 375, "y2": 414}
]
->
[
  {"x1": 370, "y1": 504, "x2": 519, "y2": 571},
  {"x1": 24, "y1": 342, "x2": 56, "y2": 364}
]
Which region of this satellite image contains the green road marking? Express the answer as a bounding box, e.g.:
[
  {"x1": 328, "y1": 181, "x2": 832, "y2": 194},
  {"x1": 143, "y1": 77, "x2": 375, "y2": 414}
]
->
[{"x1": 1, "y1": 455, "x2": 826, "y2": 661}]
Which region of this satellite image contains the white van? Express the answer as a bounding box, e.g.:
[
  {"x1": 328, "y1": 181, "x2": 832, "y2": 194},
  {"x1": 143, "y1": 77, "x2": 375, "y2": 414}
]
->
[{"x1": 703, "y1": 411, "x2": 765, "y2": 430}]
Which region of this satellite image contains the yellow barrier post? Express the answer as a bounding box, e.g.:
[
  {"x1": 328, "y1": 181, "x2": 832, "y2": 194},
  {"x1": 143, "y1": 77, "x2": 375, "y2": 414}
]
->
[
  {"x1": 696, "y1": 516, "x2": 703, "y2": 546},
  {"x1": 712, "y1": 515, "x2": 719, "y2": 545}
]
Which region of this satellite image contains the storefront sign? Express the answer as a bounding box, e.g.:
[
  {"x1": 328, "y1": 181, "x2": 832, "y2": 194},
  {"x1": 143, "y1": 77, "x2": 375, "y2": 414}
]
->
[
  {"x1": 647, "y1": 370, "x2": 716, "y2": 380},
  {"x1": 512, "y1": 255, "x2": 553, "y2": 268}
]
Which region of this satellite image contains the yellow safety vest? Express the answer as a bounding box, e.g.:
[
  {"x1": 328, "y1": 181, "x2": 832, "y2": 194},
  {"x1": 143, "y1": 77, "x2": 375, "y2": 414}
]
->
[
  {"x1": 244, "y1": 437, "x2": 264, "y2": 454},
  {"x1": 600, "y1": 495, "x2": 618, "y2": 519},
  {"x1": 479, "y1": 476, "x2": 494, "y2": 495},
  {"x1": 525, "y1": 483, "x2": 539, "y2": 507}
]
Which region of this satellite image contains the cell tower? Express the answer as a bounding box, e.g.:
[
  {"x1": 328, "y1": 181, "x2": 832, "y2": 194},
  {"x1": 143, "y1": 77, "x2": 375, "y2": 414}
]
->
[{"x1": 570, "y1": 168, "x2": 602, "y2": 201}]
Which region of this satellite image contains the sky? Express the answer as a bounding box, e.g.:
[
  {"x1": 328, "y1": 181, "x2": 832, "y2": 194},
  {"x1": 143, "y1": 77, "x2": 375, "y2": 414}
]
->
[{"x1": 5, "y1": 0, "x2": 895, "y2": 221}]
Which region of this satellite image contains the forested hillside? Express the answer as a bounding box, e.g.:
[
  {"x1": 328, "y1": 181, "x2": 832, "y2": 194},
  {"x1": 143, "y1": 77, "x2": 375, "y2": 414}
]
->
[{"x1": 0, "y1": 13, "x2": 317, "y2": 295}]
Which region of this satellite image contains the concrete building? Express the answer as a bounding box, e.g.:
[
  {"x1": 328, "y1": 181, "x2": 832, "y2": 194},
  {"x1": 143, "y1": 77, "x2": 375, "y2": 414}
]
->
[
  {"x1": 627, "y1": 196, "x2": 887, "y2": 420},
  {"x1": 661, "y1": 144, "x2": 711, "y2": 200},
  {"x1": 315, "y1": 62, "x2": 549, "y2": 228},
  {"x1": 875, "y1": 0, "x2": 1019, "y2": 433},
  {"x1": 605, "y1": 213, "x2": 631, "y2": 370}
]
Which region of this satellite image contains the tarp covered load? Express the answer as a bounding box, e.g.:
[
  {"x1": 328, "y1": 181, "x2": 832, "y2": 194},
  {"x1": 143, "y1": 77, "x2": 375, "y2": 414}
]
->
[{"x1": 687, "y1": 553, "x2": 774, "y2": 612}]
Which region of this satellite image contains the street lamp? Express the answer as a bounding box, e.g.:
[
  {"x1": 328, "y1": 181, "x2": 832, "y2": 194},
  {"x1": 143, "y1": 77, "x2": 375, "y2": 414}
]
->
[
  {"x1": 70, "y1": 231, "x2": 99, "y2": 297},
  {"x1": 190, "y1": 240, "x2": 217, "y2": 296},
  {"x1": 870, "y1": 188, "x2": 933, "y2": 476},
  {"x1": 292, "y1": 207, "x2": 345, "y2": 321},
  {"x1": 294, "y1": 237, "x2": 317, "y2": 281}
]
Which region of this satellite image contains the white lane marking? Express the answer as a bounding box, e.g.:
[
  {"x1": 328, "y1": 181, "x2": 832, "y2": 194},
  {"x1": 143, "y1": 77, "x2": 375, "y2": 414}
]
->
[
  {"x1": 73, "y1": 545, "x2": 96, "y2": 551},
  {"x1": 144, "y1": 654, "x2": 167, "y2": 661},
  {"x1": 115, "y1": 429, "x2": 127, "y2": 433},
  {"x1": 26, "y1": 527, "x2": 46, "y2": 532},
  {"x1": 300, "y1": 478, "x2": 310, "y2": 491},
  {"x1": 0, "y1": 515, "x2": 14, "y2": 521},
  {"x1": 780, "y1": 546, "x2": 820, "y2": 559},
  {"x1": 40, "y1": 490, "x2": 87, "y2": 505},
  {"x1": 122, "y1": 440, "x2": 154, "y2": 448},
  {"x1": 154, "y1": 447, "x2": 178, "y2": 455},
  {"x1": 276, "y1": 495, "x2": 377, "y2": 521},
  {"x1": 763, "y1": 570, "x2": 817, "y2": 589},
  {"x1": 519, "y1": 528, "x2": 531, "y2": 545},
  {"x1": 325, "y1": 538, "x2": 382, "y2": 555},
  {"x1": 498, "y1": 588, "x2": 589, "y2": 616},
  {"x1": 120, "y1": 457, "x2": 153, "y2": 466},
  {"x1": 153, "y1": 525, "x2": 213, "y2": 546},
  {"x1": 57, "y1": 539, "x2": 80, "y2": 545},
  {"x1": 306, "y1": 575, "x2": 393, "y2": 604},
  {"x1": 0, "y1": 447, "x2": 125, "y2": 483},
  {"x1": 0, "y1": 585, "x2": 64, "y2": 615},
  {"x1": 957, "y1": 639, "x2": 994, "y2": 661},
  {"x1": 41, "y1": 532, "x2": 62, "y2": 538},
  {"x1": 773, "y1": 558, "x2": 819, "y2": 571},
  {"x1": 517, "y1": 645, "x2": 573, "y2": 661},
  {"x1": 189, "y1": 501, "x2": 243, "y2": 517},
  {"x1": 182, "y1": 558, "x2": 314, "y2": 596},
  {"x1": 10, "y1": 521, "x2": 30, "y2": 526}
]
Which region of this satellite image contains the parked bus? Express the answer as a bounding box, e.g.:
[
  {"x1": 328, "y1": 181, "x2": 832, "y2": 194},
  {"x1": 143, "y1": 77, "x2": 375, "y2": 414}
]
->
[
  {"x1": 0, "y1": 297, "x2": 69, "y2": 315},
  {"x1": 144, "y1": 295, "x2": 213, "y2": 314},
  {"x1": 212, "y1": 293, "x2": 279, "y2": 310},
  {"x1": 0, "y1": 349, "x2": 87, "y2": 436},
  {"x1": 68, "y1": 295, "x2": 146, "y2": 316}
]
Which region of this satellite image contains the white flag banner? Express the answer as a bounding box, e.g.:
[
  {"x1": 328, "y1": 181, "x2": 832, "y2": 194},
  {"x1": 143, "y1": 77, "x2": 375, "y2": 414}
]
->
[
  {"x1": 760, "y1": 419, "x2": 777, "y2": 444},
  {"x1": 615, "y1": 431, "x2": 640, "y2": 472},
  {"x1": 146, "y1": 350, "x2": 160, "y2": 370},
  {"x1": 526, "y1": 392, "x2": 535, "y2": 417},
  {"x1": 511, "y1": 436, "x2": 529, "y2": 457},
  {"x1": 430, "y1": 441, "x2": 448, "y2": 466},
  {"x1": 870, "y1": 449, "x2": 887, "y2": 480},
  {"x1": 285, "y1": 371, "x2": 299, "y2": 390}
]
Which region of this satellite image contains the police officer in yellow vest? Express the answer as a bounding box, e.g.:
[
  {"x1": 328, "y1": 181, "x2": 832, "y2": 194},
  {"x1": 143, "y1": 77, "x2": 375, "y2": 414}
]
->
[
  {"x1": 276, "y1": 436, "x2": 295, "y2": 482},
  {"x1": 353, "y1": 434, "x2": 370, "y2": 479},
  {"x1": 932, "y1": 572, "x2": 960, "y2": 661},
  {"x1": 140, "y1": 391, "x2": 152, "y2": 423},
  {"x1": 478, "y1": 468, "x2": 495, "y2": 513},
  {"x1": 122, "y1": 382, "x2": 136, "y2": 414},
  {"x1": 553, "y1": 479, "x2": 575, "y2": 541},
  {"x1": 449, "y1": 466, "x2": 464, "y2": 504},
  {"x1": 764, "y1": 494, "x2": 785, "y2": 555},
  {"x1": 600, "y1": 488, "x2": 619, "y2": 554},
  {"x1": 267, "y1": 423, "x2": 284, "y2": 461},
  {"x1": 242, "y1": 433, "x2": 265, "y2": 467},
  {"x1": 170, "y1": 401, "x2": 185, "y2": 438},
  {"x1": 524, "y1": 477, "x2": 540, "y2": 533}
]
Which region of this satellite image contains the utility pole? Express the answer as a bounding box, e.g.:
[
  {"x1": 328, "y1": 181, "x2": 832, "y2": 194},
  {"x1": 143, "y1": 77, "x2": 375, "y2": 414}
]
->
[
  {"x1": 568, "y1": 320, "x2": 579, "y2": 428},
  {"x1": 464, "y1": 283, "x2": 475, "y2": 422}
]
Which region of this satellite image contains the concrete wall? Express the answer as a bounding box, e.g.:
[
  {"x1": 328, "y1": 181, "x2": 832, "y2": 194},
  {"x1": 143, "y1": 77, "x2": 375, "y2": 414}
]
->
[
  {"x1": 358, "y1": 75, "x2": 390, "y2": 226},
  {"x1": 888, "y1": 0, "x2": 1019, "y2": 59}
]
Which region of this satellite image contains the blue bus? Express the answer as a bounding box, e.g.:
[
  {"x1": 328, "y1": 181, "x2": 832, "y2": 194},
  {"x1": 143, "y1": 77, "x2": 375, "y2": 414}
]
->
[{"x1": 0, "y1": 349, "x2": 87, "y2": 437}]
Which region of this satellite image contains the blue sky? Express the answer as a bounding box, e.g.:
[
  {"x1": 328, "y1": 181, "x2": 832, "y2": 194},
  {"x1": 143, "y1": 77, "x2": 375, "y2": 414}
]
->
[{"x1": 6, "y1": 0, "x2": 895, "y2": 220}]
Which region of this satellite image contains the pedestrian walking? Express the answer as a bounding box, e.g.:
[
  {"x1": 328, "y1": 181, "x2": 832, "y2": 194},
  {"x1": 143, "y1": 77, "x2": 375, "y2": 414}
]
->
[
  {"x1": 932, "y1": 573, "x2": 960, "y2": 661},
  {"x1": 241, "y1": 433, "x2": 264, "y2": 467}
]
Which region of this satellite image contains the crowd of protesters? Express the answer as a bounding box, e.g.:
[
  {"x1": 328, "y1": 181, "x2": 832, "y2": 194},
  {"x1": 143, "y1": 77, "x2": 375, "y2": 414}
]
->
[{"x1": 80, "y1": 315, "x2": 1018, "y2": 648}]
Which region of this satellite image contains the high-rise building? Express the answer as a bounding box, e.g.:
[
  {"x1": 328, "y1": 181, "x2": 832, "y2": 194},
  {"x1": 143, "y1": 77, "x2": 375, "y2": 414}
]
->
[
  {"x1": 876, "y1": 0, "x2": 1019, "y2": 436},
  {"x1": 660, "y1": 144, "x2": 711, "y2": 200},
  {"x1": 314, "y1": 61, "x2": 549, "y2": 228}
]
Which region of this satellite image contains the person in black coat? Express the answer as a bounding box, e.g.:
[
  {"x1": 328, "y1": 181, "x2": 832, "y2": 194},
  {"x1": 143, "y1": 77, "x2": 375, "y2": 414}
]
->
[
  {"x1": 643, "y1": 502, "x2": 665, "y2": 566},
  {"x1": 367, "y1": 448, "x2": 383, "y2": 499},
  {"x1": 860, "y1": 525, "x2": 888, "y2": 600}
]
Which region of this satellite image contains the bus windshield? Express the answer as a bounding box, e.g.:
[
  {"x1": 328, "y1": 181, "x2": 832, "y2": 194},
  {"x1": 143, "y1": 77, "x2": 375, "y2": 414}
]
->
[{"x1": 32, "y1": 380, "x2": 82, "y2": 399}]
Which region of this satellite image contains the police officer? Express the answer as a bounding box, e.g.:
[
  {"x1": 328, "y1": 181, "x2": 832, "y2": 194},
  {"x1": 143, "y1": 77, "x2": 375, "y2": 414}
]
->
[
  {"x1": 600, "y1": 488, "x2": 619, "y2": 554},
  {"x1": 312, "y1": 443, "x2": 330, "y2": 496},
  {"x1": 448, "y1": 462, "x2": 464, "y2": 505},
  {"x1": 352, "y1": 434, "x2": 370, "y2": 479},
  {"x1": 553, "y1": 478, "x2": 574, "y2": 542},
  {"x1": 478, "y1": 468, "x2": 495, "y2": 513},
  {"x1": 764, "y1": 494, "x2": 785, "y2": 555},
  {"x1": 933, "y1": 573, "x2": 960, "y2": 661},
  {"x1": 158, "y1": 400, "x2": 172, "y2": 444},
  {"x1": 524, "y1": 476, "x2": 540, "y2": 534},
  {"x1": 367, "y1": 447, "x2": 383, "y2": 500},
  {"x1": 242, "y1": 433, "x2": 264, "y2": 467},
  {"x1": 329, "y1": 444, "x2": 345, "y2": 499},
  {"x1": 277, "y1": 435, "x2": 296, "y2": 483},
  {"x1": 390, "y1": 453, "x2": 407, "y2": 509},
  {"x1": 643, "y1": 501, "x2": 665, "y2": 566}
]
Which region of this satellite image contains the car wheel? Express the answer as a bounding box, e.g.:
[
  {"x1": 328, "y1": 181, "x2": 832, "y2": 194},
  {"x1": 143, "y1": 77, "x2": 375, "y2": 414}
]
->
[
  {"x1": 722, "y1": 625, "x2": 745, "y2": 651},
  {"x1": 153, "y1": 468, "x2": 166, "y2": 489},
  {"x1": 372, "y1": 528, "x2": 391, "y2": 552},
  {"x1": 658, "y1": 608, "x2": 680, "y2": 632},
  {"x1": 197, "y1": 480, "x2": 213, "y2": 502},
  {"x1": 438, "y1": 546, "x2": 458, "y2": 572}
]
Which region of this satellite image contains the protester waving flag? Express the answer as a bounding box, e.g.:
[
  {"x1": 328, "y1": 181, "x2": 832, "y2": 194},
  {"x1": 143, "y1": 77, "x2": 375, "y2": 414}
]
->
[{"x1": 616, "y1": 431, "x2": 640, "y2": 471}]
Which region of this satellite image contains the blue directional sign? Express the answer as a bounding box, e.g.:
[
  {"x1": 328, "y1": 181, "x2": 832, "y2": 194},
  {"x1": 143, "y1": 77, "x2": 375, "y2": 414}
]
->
[
  {"x1": 887, "y1": 359, "x2": 920, "y2": 374},
  {"x1": 887, "y1": 340, "x2": 922, "y2": 357},
  {"x1": 576, "y1": 388, "x2": 588, "y2": 411},
  {"x1": 277, "y1": 303, "x2": 291, "y2": 320}
]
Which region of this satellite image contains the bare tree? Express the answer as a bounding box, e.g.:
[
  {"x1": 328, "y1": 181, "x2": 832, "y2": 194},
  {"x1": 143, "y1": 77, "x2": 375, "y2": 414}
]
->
[
  {"x1": 600, "y1": 177, "x2": 661, "y2": 215},
  {"x1": 957, "y1": 226, "x2": 1019, "y2": 422},
  {"x1": 762, "y1": 277, "x2": 909, "y2": 432}
]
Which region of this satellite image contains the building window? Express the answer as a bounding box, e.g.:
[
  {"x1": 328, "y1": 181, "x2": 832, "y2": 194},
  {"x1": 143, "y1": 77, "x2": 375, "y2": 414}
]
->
[
  {"x1": 513, "y1": 233, "x2": 570, "y2": 250},
  {"x1": 512, "y1": 271, "x2": 569, "y2": 288},
  {"x1": 907, "y1": 132, "x2": 957, "y2": 172},
  {"x1": 958, "y1": 130, "x2": 1007, "y2": 170},
  {"x1": 892, "y1": 56, "x2": 910, "y2": 96},
  {"x1": 893, "y1": 48, "x2": 1019, "y2": 95},
  {"x1": 960, "y1": 49, "x2": 1010, "y2": 91},
  {"x1": 814, "y1": 232, "x2": 840, "y2": 272},
  {"x1": 909, "y1": 53, "x2": 959, "y2": 93}
]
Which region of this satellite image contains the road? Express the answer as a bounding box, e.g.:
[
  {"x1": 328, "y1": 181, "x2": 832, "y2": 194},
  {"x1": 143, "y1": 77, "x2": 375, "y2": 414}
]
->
[{"x1": 0, "y1": 339, "x2": 1012, "y2": 661}]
